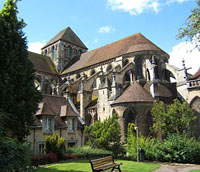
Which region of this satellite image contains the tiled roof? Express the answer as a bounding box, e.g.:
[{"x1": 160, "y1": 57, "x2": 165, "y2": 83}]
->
[
  {"x1": 42, "y1": 27, "x2": 88, "y2": 49},
  {"x1": 112, "y1": 82, "x2": 154, "y2": 105},
  {"x1": 62, "y1": 33, "x2": 168, "y2": 74},
  {"x1": 29, "y1": 51, "x2": 57, "y2": 75},
  {"x1": 34, "y1": 95, "x2": 79, "y2": 127},
  {"x1": 190, "y1": 68, "x2": 200, "y2": 80}
]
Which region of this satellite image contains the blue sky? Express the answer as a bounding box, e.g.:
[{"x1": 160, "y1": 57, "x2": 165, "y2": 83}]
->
[{"x1": 0, "y1": 0, "x2": 199, "y2": 74}]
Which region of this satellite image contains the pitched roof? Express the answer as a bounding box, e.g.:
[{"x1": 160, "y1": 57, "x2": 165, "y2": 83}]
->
[
  {"x1": 42, "y1": 27, "x2": 88, "y2": 49},
  {"x1": 62, "y1": 33, "x2": 168, "y2": 74},
  {"x1": 190, "y1": 68, "x2": 200, "y2": 80},
  {"x1": 112, "y1": 82, "x2": 154, "y2": 105},
  {"x1": 29, "y1": 51, "x2": 57, "y2": 75}
]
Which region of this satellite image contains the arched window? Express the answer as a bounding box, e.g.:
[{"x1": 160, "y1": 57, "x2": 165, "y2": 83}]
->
[
  {"x1": 92, "y1": 80, "x2": 96, "y2": 89},
  {"x1": 76, "y1": 73, "x2": 81, "y2": 79},
  {"x1": 45, "y1": 50, "x2": 48, "y2": 56},
  {"x1": 78, "y1": 49, "x2": 82, "y2": 55},
  {"x1": 106, "y1": 65, "x2": 112, "y2": 72},
  {"x1": 66, "y1": 46, "x2": 72, "y2": 60},
  {"x1": 123, "y1": 59, "x2": 129, "y2": 67},
  {"x1": 90, "y1": 69, "x2": 96, "y2": 76},
  {"x1": 52, "y1": 46, "x2": 56, "y2": 61},
  {"x1": 135, "y1": 57, "x2": 143, "y2": 80},
  {"x1": 73, "y1": 48, "x2": 77, "y2": 55}
]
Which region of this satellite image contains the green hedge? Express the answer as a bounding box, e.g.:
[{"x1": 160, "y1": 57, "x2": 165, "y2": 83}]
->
[{"x1": 66, "y1": 146, "x2": 112, "y2": 159}]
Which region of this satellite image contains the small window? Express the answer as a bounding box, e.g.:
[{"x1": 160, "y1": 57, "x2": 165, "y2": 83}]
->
[
  {"x1": 44, "y1": 117, "x2": 53, "y2": 133},
  {"x1": 67, "y1": 46, "x2": 72, "y2": 60},
  {"x1": 39, "y1": 143, "x2": 44, "y2": 155},
  {"x1": 68, "y1": 118, "x2": 76, "y2": 132},
  {"x1": 45, "y1": 50, "x2": 48, "y2": 56},
  {"x1": 52, "y1": 46, "x2": 56, "y2": 61},
  {"x1": 92, "y1": 80, "x2": 96, "y2": 89},
  {"x1": 78, "y1": 49, "x2": 82, "y2": 55}
]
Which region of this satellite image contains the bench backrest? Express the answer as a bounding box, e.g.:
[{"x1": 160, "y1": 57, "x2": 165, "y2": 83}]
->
[{"x1": 90, "y1": 156, "x2": 114, "y2": 169}]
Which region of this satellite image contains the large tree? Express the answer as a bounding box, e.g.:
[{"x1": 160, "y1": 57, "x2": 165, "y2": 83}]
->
[
  {"x1": 177, "y1": 0, "x2": 200, "y2": 48},
  {"x1": 151, "y1": 99, "x2": 196, "y2": 138},
  {"x1": 0, "y1": 0, "x2": 42, "y2": 142}
]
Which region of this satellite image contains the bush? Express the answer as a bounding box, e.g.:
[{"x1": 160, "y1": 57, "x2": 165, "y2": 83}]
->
[
  {"x1": 141, "y1": 134, "x2": 200, "y2": 163},
  {"x1": 65, "y1": 146, "x2": 112, "y2": 159},
  {"x1": 85, "y1": 113, "x2": 123, "y2": 156},
  {"x1": 31, "y1": 153, "x2": 58, "y2": 166},
  {"x1": 0, "y1": 138, "x2": 33, "y2": 172},
  {"x1": 44, "y1": 134, "x2": 66, "y2": 160}
]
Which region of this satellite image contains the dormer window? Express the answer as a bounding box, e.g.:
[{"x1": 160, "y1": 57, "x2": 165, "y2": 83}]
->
[
  {"x1": 43, "y1": 117, "x2": 53, "y2": 133},
  {"x1": 68, "y1": 118, "x2": 76, "y2": 132}
]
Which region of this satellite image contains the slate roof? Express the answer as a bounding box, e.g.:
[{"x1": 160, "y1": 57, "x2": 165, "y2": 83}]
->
[
  {"x1": 62, "y1": 33, "x2": 168, "y2": 74},
  {"x1": 112, "y1": 82, "x2": 154, "y2": 105},
  {"x1": 29, "y1": 51, "x2": 57, "y2": 75},
  {"x1": 190, "y1": 68, "x2": 200, "y2": 80},
  {"x1": 42, "y1": 27, "x2": 88, "y2": 49}
]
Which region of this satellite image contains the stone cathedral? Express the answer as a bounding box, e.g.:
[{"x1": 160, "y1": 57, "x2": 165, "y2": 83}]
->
[{"x1": 27, "y1": 27, "x2": 200, "y2": 154}]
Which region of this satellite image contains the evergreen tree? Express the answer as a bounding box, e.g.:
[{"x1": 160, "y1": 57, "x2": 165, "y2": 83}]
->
[{"x1": 0, "y1": 0, "x2": 42, "y2": 142}]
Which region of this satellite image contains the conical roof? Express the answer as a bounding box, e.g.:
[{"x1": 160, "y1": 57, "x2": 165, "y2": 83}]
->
[
  {"x1": 63, "y1": 33, "x2": 168, "y2": 74},
  {"x1": 112, "y1": 82, "x2": 154, "y2": 105},
  {"x1": 42, "y1": 27, "x2": 87, "y2": 49}
]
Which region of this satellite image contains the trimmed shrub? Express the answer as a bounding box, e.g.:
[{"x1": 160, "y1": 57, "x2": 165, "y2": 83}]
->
[
  {"x1": 65, "y1": 146, "x2": 112, "y2": 159},
  {"x1": 0, "y1": 138, "x2": 32, "y2": 172},
  {"x1": 44, "y1": 134, "x2": 66, "y2": 160}
]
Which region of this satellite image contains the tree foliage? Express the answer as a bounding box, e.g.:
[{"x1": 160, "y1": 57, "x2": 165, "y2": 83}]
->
[
  {"x1": 85, "y1": 113, "x2": 122, "y2": 155},
  {"x1": 177, "y1": 0, "x2": 200, "y2": 48},
  {"x1": 0, "y1": 0, "x2": 42, "y2": 142},
  {"x1": 44, "y1": 134, "x2": 66, "y2": 160},
  {"x1": 151, "y1": 99, "x2": 196, "y2": 137}
]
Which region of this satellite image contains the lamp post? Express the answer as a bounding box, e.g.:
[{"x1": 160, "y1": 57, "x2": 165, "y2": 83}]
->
[{"x1": 134, "y1": 126, "x2": 139, "y2": 162}]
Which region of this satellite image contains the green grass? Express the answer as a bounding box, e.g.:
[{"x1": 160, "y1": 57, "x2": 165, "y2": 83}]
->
[
  {"x1": 190, "y1": 170, "x2": 200, "y2": 172},
  {"x1": 35, "y1": 159, "x2": 160, "y2": 172}
]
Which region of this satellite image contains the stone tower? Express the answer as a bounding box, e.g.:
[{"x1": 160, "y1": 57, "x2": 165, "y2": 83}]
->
[{"x1": 41, "y1": 27, "x2": 88, "y2": 73}]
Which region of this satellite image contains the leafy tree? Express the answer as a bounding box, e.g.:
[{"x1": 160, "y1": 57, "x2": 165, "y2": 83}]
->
[
  {"x1": 177, "y1": 0, "x2": 200, "y2": 48},
  {"x1": 0, "y1": 0, "x2": 42, "y2": 142},
  {"x1": 85, "y1": 113, "x2": 123, "y2": 156},
  {"x1": 151, "y1": 99, "x2": 196, "y2": 137}
]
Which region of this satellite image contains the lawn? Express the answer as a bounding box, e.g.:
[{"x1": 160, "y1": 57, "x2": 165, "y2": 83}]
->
[
  {"x1": 190, "y1": 170, "x2": 200, "y2": 172},
  {"x1": 35, "y1": 159, "x2": 160, "y2": 172}
]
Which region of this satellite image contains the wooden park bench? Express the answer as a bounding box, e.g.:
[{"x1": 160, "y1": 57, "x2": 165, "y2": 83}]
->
[{"x1": 90, "y1": 156, "x2": 122, "y2": 172}]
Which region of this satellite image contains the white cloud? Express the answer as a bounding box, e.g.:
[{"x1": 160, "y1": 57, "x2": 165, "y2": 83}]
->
[
  {"x1": 94, "y1": 39, "x2": 99, "y2": 44},
  {"x1": 106, "y1": 0, "x2": 191, "y2": 15},
  {"x1": 98, "y1": 26, "x2": 115, "y2": 34},
  {"x1": 169, "y1": 41, "x2": 200, "y2": 75},
  {"x1": 166, "y1": 0, "x2": 190, "y2": 4},
  {"x1": 28, "y1": 41, "x2": 46, "y2": 54},
  {"x1": 107, "y1": 0, "x2": 160, "y2": 15}
]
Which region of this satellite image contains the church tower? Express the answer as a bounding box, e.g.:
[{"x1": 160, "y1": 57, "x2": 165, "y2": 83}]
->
[{"x1": 41, "y1": 27, "x2": 88, "y2": 73}]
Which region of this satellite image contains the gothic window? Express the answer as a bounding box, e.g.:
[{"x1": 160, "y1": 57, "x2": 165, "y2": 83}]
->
[
  {"x1": 38, "y1": 142, "x2": 44, "y2": 155},
  {"x1": 106, "y1": 65, "x2": 112, "y2": 72},
  {"x1": 78, "y1": 49, "x2": 82, "y2": 55},
  {"x1": 43, "y1": 117, "x2": 53, "y2": 133},
  {"x1": 78, "y1": 83, "x2": 81, "y2": 91},
  {"x1": 52, "y1": 46, "x2": 56, "y2": 61},
  {"x1": 154, "y1": 58, "x2": 159, "y2": 79},
  {"x1": 123, "y1": 59, "x2": 129, "y2": 67},
  {"x1": 92, "y1": 80, "x2": 97, "y2": 89},
  {"x1": 66, "y1": 46, "x2": 72, "y2": 60},
  {"x1": 45, "y1": 50, "x2": 48, "y2": 56},
  {"x1": 76, "y1": 73, "x2": 81, "y2": 79},
  {"x1": 73, "y1": 48, "x2": 77, "y2": 55},
  {"x1": 135, "y1": 57, "x2": 143, "y2": 80},
  {"x1": 90, "y1": 69, "x2": 96, "y2": 76}
]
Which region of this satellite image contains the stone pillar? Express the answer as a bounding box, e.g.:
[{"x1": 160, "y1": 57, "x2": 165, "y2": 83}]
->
[{"x1": 118, "y1": 116, "x2": 125, "y2": 142}]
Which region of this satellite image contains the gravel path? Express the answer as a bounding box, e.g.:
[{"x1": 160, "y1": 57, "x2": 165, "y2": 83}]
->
[{"x1": 153, "y1": 163, "x2": 200, "y2": 172}]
